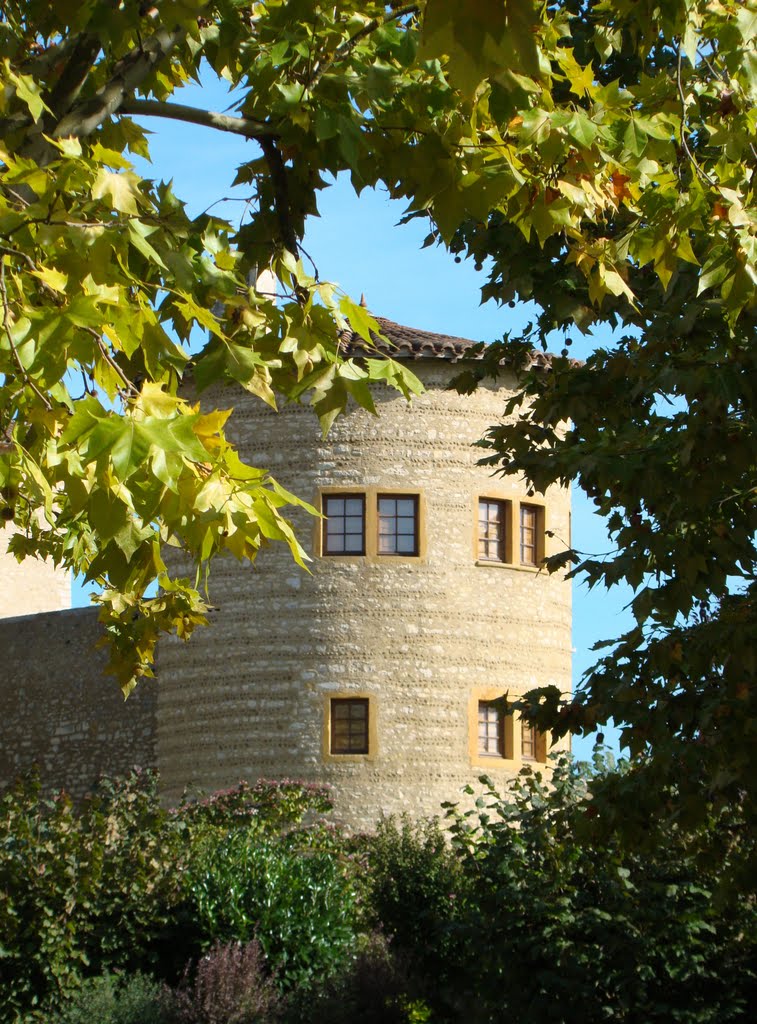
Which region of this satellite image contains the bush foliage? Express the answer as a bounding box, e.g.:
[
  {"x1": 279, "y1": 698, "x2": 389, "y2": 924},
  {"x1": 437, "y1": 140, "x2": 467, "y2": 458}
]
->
[
  {"x1": 2, "y1": 761, "x2": 756, "y2": 1024},
  {"x1": 49, "y1": 973, "x2": 168, "y2": 1024},
  {"x1": 389, "y1": 755, "x2": 757, "y2": 1024},
  {"x1": 0, "y1": 770, "x2": 183, "y2": 1022},
  {"x1": 169, "y1": 941, "x2": 282, "y2": 1024}
]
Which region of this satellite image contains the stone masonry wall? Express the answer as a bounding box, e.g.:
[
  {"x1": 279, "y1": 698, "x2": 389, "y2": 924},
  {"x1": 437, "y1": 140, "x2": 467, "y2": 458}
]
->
[
  {"x1": 0, "y1": 526, "x2": 71, "y2": 619},
  {"x1": 158, "y1": 362, "x2": 572, "y2": 829},
  {"x1": 0, "y1": 608, "x2": 157, "y2": 799}
]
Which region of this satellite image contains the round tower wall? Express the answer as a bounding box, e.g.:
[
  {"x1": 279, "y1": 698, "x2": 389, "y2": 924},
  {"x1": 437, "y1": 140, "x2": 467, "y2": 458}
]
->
[{"x1": 157, "y1": 363, "x2": 572, "y2": 828}]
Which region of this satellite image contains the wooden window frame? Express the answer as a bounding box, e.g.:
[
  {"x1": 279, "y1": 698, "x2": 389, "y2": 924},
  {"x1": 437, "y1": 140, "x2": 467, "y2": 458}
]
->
[
  {"x1": 330, "y1": 697, "x2": 370, "y2": 754},
  {"x1": 323, "y1": 692, "x2": 377, "y2": 761},
  {"x1": 469, "y1": 689, "x2": 514, "y2": 767},
  {"x1": 377, "y1": 493, "x2": 419, "y2": 557},
  {"x1": 478, "y1": 497, "x2": 509, "y2": 563},
  {"x1": 322, "y1": 492, "x2": 366, "y2": 556},
  {"x1": 520, "y1": 716, "x2": 548, "y2": 764},
  {"x1": 317, "y1": 488, "x2": 425, "y2": 562},
  {"x1": 519, "y1": 503, "x2": 543, "y2": 567},
  {"x1": 478, "y1": 699, "x2": 505, "y2": 757}
]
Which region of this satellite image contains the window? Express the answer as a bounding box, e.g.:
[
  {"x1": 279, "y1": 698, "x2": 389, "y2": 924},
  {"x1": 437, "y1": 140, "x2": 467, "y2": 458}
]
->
[
  {"x1": 330, "y1": 698, "x2": 369, "y2": 754},
  {"x1": 478, "y1": 499, "x2": 507, "y2": 562},
  {"x1": 478, "y1": 700, "x2": 505, "y2": 757},
  {"x1": 378, "y1": 494, "x2": 418, "y2": 556},
  {"x1": 470, "y1": 690, "x2": 513, "y2": 765},
  {"x1": 521, "y1": 719, "x2": 547, "y2": 763},
  {"x1": 323, "y1": 494, "x2": 365, "y2": 555},
  {"x1": 320, "y1": 489, "x2": 423, "y2": 560},
  {"x1": 520, "y1": 504, "x2": 540, "y2": 566},
  {"x1": 521, "y1": 720, "x2": 537, "y2": 760}
]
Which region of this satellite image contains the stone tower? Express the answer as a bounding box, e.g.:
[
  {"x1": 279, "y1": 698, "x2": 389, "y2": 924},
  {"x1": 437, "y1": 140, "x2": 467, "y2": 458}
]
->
[{"x1": 156, "y1": 318, "x2": 572, "y2": 828}]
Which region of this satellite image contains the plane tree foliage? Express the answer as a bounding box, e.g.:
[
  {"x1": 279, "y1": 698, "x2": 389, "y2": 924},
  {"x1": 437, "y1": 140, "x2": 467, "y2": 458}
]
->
[{"x1": 1, "y1": 0, "x2": 756, "y2": 855}]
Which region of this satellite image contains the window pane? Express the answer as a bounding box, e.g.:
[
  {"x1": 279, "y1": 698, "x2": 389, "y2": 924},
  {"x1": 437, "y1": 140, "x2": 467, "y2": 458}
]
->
[
  {"x1": 522, "y1": 723, "x2": 536, "y2": 760},
  {"x1": 478, "y1": 498, "x2": 506, "y2": 562},
  {"x1": 324, "y1": 493, "x2": 364, "y2": 555},
  {"x1": 330, "y1": 698, "x2": 369, "y2": 754},
  {"x1": 478, "y1": 701, "x2": 504, "y2": 757},
  {"x1": 520, "y1": 505, "x2": 538, "y2": 565},
  {"x1": 377, "y1": 494, "x2": 418, "y2": 557}
]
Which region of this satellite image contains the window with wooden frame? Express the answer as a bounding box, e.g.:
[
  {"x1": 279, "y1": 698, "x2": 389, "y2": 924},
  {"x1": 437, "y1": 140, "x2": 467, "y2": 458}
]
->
[
  {"x1": 478, "y1": 498, "x2": 508, "y2": 562},
  {"x1": 377, "y1": 494, "x2": 419, "y2": 556},
  {"x1": 323, "y1": 493, "x2": 366, "y2": 555},
  {"x1": 521, "y1": 719, "x2": 547, "y2": 763},
  {"x1": 519, "y1": 503, "x2": 540, "y2": 566},
  {"x1": 478, "y1": 700, "x2": 505, "y2": 757},
  {"x1": 330, "y1": 698, "x2": 369, "y2": 754}
]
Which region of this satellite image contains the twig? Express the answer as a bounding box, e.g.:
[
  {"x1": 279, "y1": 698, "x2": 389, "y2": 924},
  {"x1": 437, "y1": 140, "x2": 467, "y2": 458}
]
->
[
  {"x1": 0, "y1": 243, "x2": 38, "y2": 272},
  {"x1": 83, "y1": 326, "x2": 139, "y2": 396},
  {"x1": 676, "y1": 45, "x2": 717, "y2": 189},
  {"x1": 308, "y1": 4, "x2": 419, "y2": 88},
  {"x1": 696, "y1": 45, "x2": 728, "y2": 85},
  {"x1": 0, "y1": 261, "x2": 53, "y2": 410}
]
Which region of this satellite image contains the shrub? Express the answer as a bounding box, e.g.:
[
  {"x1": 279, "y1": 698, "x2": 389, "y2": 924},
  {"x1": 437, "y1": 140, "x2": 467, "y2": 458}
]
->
[
  {"x1": 184, "y1": 825, "x2": 360, "y2": 991},
  {"x1": 442, "y1": 758, "x2": 757, "y2": 1024},
  {"x1": 294, "y1": 931, "x2": 427, "y2": 1024},
  {"x1": 362, "y1": 814, "x2": 467, "y2": 1011},
  {"x1": 167, "y1": 941, "x2": 281, "y2": 1024},
  {"x1": 0, "y1": 769, "x2": 184, "y2": 1022},
  {"x1": 176, "y1": 779, "x2": 333, "y2": 833},
  {"x1": 50, "y1": 973, "x2": 168, "y2": 1024}
]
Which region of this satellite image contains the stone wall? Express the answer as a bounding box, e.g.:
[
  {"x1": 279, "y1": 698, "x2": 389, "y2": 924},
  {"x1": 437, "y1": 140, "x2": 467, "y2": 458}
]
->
[
  {"x1": 157, "y1": 362, "x2": 572, "y2": 828},
  {"x1": 0, "y1": 526, "x2": 71, "y2": 619},
  {"x1": 0, "y1": 607, "x2": 157, "y2": 799}
]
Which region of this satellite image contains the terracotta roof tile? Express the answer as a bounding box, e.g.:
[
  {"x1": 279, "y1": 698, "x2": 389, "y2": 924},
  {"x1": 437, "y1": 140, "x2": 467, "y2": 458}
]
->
[{"x1": 342, "y1": 316, "x2": 565, "y2": 368}]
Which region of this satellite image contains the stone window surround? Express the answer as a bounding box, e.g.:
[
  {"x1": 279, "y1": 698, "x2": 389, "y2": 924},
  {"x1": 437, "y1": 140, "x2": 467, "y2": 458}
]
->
[
  {"x1": 473, "y1": 491, "x2": 547, "y2": 571},
  {"x1": 468, "y1": 687, "x2": 548, "y2": 769},
  {"x1": 315, "y1": 487, "x2": 427, "y2": 563},
  {"x1": 322, "y1": 692, "x2": 378, "y2": 763}
]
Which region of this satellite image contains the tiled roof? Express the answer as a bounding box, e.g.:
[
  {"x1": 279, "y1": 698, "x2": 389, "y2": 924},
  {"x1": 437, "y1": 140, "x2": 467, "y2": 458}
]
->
[{"x1": 342, "y1": 316, "x2": 561, "y2": 368}]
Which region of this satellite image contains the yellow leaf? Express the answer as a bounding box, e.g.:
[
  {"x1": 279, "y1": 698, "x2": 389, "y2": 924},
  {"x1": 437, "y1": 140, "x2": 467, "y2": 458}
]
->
[
  {"x1": 30, "y1": 266, "x2": 67, "y2": 293},
  {"x1": 91, "y1": 169, "x2": 141, "y2": 214}
]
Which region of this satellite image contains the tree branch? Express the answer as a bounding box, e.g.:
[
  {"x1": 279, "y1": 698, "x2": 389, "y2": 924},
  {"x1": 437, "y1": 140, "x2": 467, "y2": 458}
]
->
[
  {"x1": 259, "y1": 136, "x2": 300, "y2": 258},
  {"x1": 43, "y1": 32, "x2": 104, "y2": 122},
  {"x1": 120, "y1": 98, "x2": 276, "y2": 140},
  {"x1": 83, "y1": 326, "x2": 138, "y2": 397},
  {"x1": 51, "y1": 24, "x2": 187, "y2": 141}
]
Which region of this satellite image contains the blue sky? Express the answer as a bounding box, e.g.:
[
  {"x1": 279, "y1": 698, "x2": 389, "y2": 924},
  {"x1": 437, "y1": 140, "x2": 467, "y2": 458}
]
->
[{"x1": 72, "y1": 76, "x2": 633, "y2": 760}]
